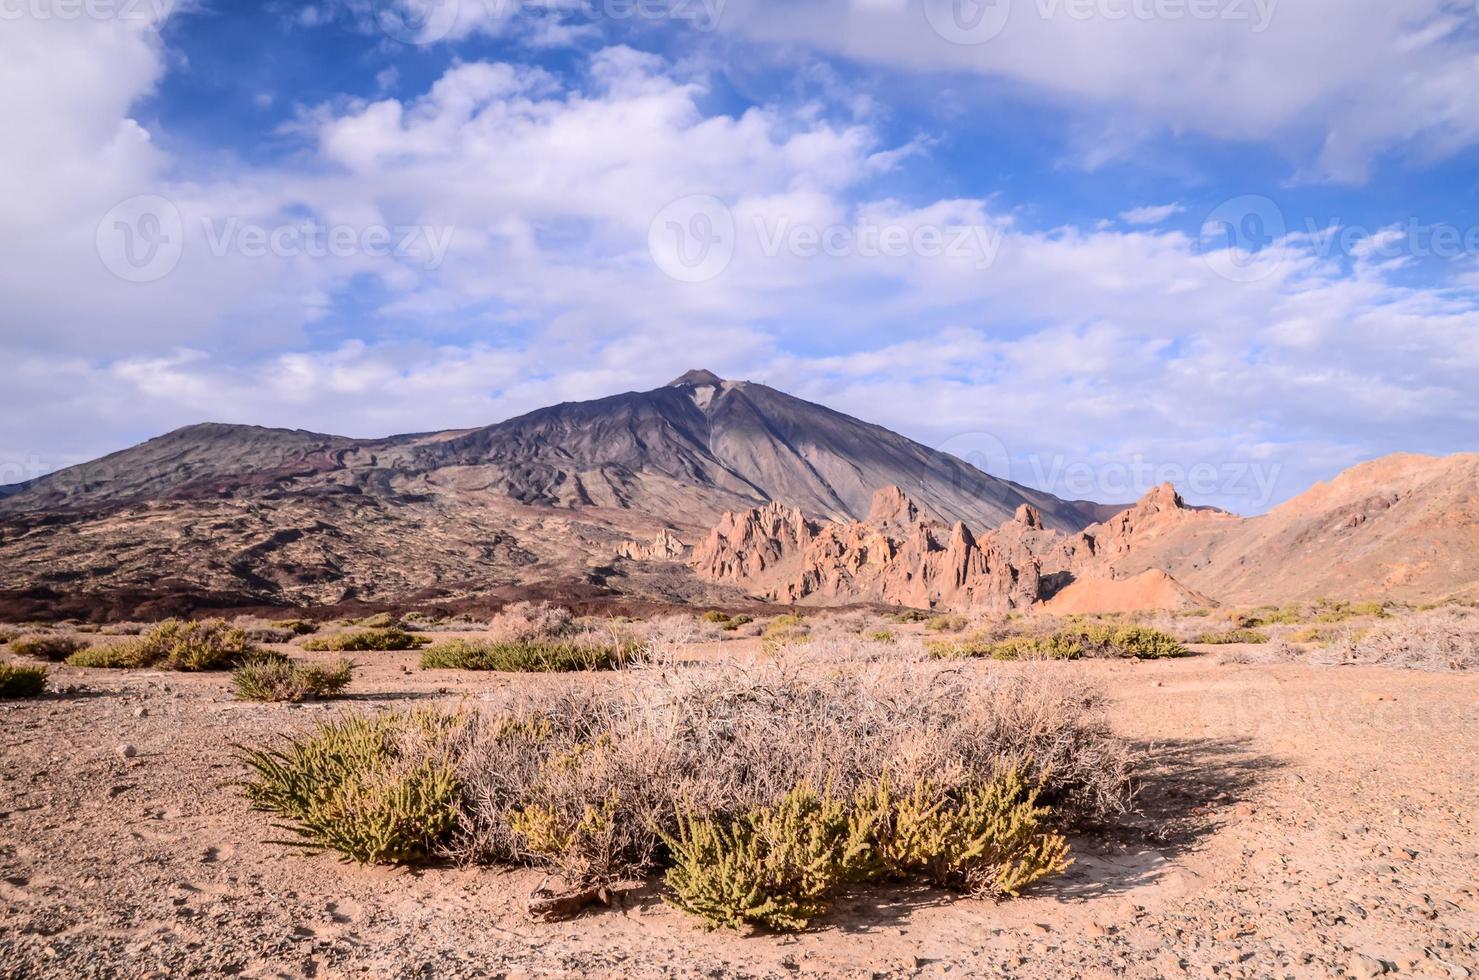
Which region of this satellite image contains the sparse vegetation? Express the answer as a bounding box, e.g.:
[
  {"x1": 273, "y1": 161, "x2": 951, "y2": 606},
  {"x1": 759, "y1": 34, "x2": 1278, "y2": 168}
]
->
[
  {"x1": 9, "y1": 634, "x2": 89, "y2": 662},
  {"x1": 1192, "y1": 628, "x2": 1271, "y2": 645},
  {"x1": 232, "y1": 657, "x2": 354, "y2": 702},
  {"x1": 239, "y1": 712, "x2": 462, "y2": 864},
  {"x1": 302, "y1": 628, "x2": 430, "y2": 652},
  {"x1": 0, "y1": 663, "x2": 47, "y2": 698},
  {"x1": 664, "y1": 765, "x2": 1071, "y2": 931},
  {"x1": 761, "y1": 614, "x2": 810, "y2": 653},
  {"x1": 720, "y1": 614, "x2": 752, "y2": 632},
  {"x1": 354, "y1": 612, "x2": 400, "y2": 629},
  {"x1": 700, "y1": 610, "x2": 731, "y2": 624},
  {"x1": 1335, "y1": 609, "x2": 1478, "y2": 671},
  {"x1": 65, "y1": 619, "x2": 261, "y2": 671},
  {"x1": 934, "y1": 623, "x2": 1185, "y2": 661},
  {"x1": 927, "y1": 614, "x2": 968, "y2": 633},
  {"x1": 864, "y1": 629, "x2": 896, "y2": 644},
  {"x1": 420, "y1": 639, "x2": 633, "y2": 672}
]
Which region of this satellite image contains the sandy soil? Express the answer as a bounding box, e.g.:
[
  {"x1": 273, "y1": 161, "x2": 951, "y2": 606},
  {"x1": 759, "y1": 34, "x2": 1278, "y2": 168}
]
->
[{"x1": 1, "y1": 645, "x2": 1476, "y2": 979}]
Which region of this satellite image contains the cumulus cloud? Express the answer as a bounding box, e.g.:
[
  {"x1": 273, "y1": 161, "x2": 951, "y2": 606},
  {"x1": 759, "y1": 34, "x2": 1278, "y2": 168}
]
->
[{"x1": 3, "y1": 16, "x2": 1478, "y2": 515}]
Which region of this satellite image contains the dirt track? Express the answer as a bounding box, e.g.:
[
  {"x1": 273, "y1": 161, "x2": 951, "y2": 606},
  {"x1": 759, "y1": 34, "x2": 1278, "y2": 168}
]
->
[{"x1": 2, "y1": 648, "x2": 1476, "y2": 978}]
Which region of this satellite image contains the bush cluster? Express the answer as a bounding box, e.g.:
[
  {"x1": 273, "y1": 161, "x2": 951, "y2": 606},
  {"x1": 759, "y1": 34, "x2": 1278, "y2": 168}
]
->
[
  {"x1": 239, "y1": 712, "x2": 462, "y2": 864},
  {"x1": 419, "y1": 639, "x2": 634, "y2": 672},
  {"x1": 239, "y1": 663, "x2": 1128, "y2": 931},
  {"x1": 232, "y1": 656, "x2": 355, "y2": 702},
  {"x1": 302, "y1": 628, "x2": 430, "y2": 652},
  {"x1": 0, "y1": 663, "x2": 48, "y2": 698},
  {"x1": 1192, "y1": 628, "x2": 1271, "y2": 645},
  {"x1": 761, "y1": 614, "x2": 811, "y2": 654},
  {"x1": 664, "y1": 766, "x2": 1070, "y2": 931},
  {"x1": 10, "y1": 634, "x2": 89, "y2": 662},
  {"x1": 934, "y1": 624, "x2": 1185, "y2": 661},
  {"x1": 65, "y1": 619, "x2": 260, "y2": 671}
]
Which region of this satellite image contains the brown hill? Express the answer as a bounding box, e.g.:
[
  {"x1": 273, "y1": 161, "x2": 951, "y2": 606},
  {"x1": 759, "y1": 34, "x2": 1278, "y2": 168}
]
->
[
  {"x1": 1049, "y1": 454, "x2": 1479, "y2": 605},
  {"x1": 0, "y1": 371, "x2": 1105, "y2": 617}
]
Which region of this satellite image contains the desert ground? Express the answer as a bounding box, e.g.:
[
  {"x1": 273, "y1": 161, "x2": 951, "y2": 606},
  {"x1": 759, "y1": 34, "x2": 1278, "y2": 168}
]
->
[{"x1": 1, "y1": 613, "x2": 1476, "y2": 980}]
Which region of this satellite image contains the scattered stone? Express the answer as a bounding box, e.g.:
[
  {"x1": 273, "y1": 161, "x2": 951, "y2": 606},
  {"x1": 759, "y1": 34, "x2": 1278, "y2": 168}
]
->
[
  {"x1": 134, "y1": 706, "x2": 149, "y2": 718},
  {"x1": 117, "y1": 743, "x2": 137, "y2": 760}
]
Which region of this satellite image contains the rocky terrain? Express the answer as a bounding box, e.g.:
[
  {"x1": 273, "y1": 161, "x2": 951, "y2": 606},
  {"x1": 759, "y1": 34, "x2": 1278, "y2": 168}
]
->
[
  {"x1": 0, "y1": 372, "x2": 1105, "y2": 619},
  {"x1": 2, "y1": 630, "x2": 1475, "y2": 978},
  {"x1": 694, "y1": 459, "x2": 1479, "y2": 612}
]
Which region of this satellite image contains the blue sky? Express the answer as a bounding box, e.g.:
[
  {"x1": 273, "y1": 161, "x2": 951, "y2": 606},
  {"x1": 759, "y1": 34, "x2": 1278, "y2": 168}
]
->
[{"x1": 3, "y1": 0, "x2": 1478, "y2": 514}]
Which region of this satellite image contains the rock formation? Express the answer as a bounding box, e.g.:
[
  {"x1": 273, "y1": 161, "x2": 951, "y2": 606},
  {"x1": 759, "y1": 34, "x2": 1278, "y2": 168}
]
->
[
  {"x1": 692, "y1": 487, "x2": 1043, "y2": 611},
  {"x1": 615, "y1": 528, "x2": 689, "y2": 561}
]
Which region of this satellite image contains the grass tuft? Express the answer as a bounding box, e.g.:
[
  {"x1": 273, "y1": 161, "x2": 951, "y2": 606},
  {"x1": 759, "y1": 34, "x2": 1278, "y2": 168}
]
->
[
  {"x1": 419, "y1": 639, "x2": 633, "y2": 672},
  {"x1": 0, "y1": 663, "x2": 47, "y2": 698},
  {"x1": 302, "y1": 628, "x2": 430, "y2": 652},
  {"x1": 232, "y1": 657, "x2": 354, "y2": 702}
]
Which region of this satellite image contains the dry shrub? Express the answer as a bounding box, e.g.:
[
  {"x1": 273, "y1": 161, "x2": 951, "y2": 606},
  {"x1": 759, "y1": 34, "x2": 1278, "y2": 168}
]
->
[
  {"x1": 67, "y1": 619, "x2": 259, "y2": 671},
  {"x1": 452, "y1": 659, "x2": 1130, "y2": 890},
  {"x1": 302, "y1": 627, "x2": 429, "y2": 652},
  {"x1": 419, "y1": 638, "x2": 633, "y2": 672},
  {"x1": 10, "y1": 634, "x2": 89, "y2": 662},
  {"x1": 232, "y1": 657, "x2": 354, "y2": 701},
  {"x1": 761, "y1": 614, "x2": 811, "y2": 654},
  {"x1": 1332, "y1": 609, "x2": 1478, "y2": 671},
  {"x1": 0, "y1": 663, "x2": 48, "y2": 698},
  {"x1": 635, "y1": 615, "x2": 721, "y2": 657},
  {"x1": 486, "y1": 601, "x2": 576, "y2": 643},
  {"x1": 1192, "y1": 628, "x2": 1271, "y2": 645}
]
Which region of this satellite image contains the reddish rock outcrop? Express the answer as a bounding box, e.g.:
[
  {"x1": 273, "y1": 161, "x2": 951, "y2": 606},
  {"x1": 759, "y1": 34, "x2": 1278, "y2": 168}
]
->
[
  {"x1": 692, "y1": 487, "x2": 1042, "y2": 611},
  {"x1": 616, "y1": 528, "x2": 689, "y2": 561}
]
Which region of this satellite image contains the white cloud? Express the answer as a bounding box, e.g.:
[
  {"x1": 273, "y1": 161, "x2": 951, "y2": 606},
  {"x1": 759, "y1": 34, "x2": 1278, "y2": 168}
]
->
[
  {"x1": 1120, "y1": 203, "x2": 1183, "y2": 225},
  {"x1": 714, "y1": 0, "x2": 1479, "y2": 182},
  {"x1": 2, "y1": 26, "x2": 1478, "y2": 515}
]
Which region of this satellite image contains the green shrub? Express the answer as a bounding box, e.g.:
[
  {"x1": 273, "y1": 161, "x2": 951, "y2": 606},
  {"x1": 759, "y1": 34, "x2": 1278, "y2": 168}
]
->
[
  {"x1": 239, "y1": 713, "x2": 461, "y2": 864},
  {"x1": 0, "y1": 664, "x2": 47, "y2": 698},
  {"x1": 302, "y1": 628, "x2": 429, "y2": 652},
  {"x1": 662, "y1": 766, "x2": 1072, "y2": 932},
  {"x1": 232, "y1": 657, "x2": 354, "y2": 702},
  {"x1": 1192, "y1": 628, "x2": 1270, "y2": 645},
  {"x1": 934, "y1": 625, "x2": 1183, "y2": 661},
  {"x1": 355, "y1": 612, "x2": 400, "y2": 629},
  {"x1": 762, "y1": 614, "x2": 810, "y2": 654},
  {"x1": 854, "y1": 766, "x2": 1071, "y2": 896},
  {"x1": 66, "y1": 644, "x2": 145, "y2": 669},
  {"x1": 1239, "y1": 604, "x2": 1305, "y2": 627},
  {"x1": 9, "y1": 634, "x2": 89, "y2": 662},
  {"x1": 864, "y1": 629, "x2": 896, "y2": 644},
  {"x1": 137, "y1": 618, "x2": 260, "y2": 670},
  {"x1": 700, "y1": 611, "x2": 731, "y2": 624},
  {"x1": 720, "y1": 614, "x2": 752, "y2": 632},
  {"x1": 1314, "y1": 600, "x2": 1390, "y2": 623},
  {"x1": 663, "y1": 784, "x2": 873, "y2": 932},
  {"x1": 1062, "y1": 625, "x2": 1185, "y2": 659},
  {"x1": 927, "y1": 615, "x2": 968, "y2": 633},
  {"x1": 419, "y1": 639, "x2": 633, "y2": 672},
  {"x1": 273, "y1": 618, "x2": 320, "y2": 636},
  {"x1": 887, "y1": 609, "x2": 930, "y2": 624},
  {"x1": 63, "y1": 619, "x2": 259, "y2": 671}
]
